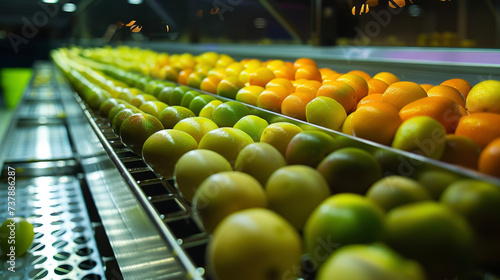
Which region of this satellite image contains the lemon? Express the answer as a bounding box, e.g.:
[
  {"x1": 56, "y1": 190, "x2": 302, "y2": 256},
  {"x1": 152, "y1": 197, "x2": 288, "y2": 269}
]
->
[
  {"x1": 199, "y1": 127, "x2": 254, "y2": 166},
  {"x1": 265, "y1": 165, "x2": 331, "y2": 230},
  {"x1": 199, "y1": 100, "x2": 223, "y2": 119},
  {"x1": 142, "y1": 129, "x2": 198, "y2": 179},
  {"x1": 392, "y1": 116, "x2": 447, "y2": 160},
  {"x1": 233, "y1": 115, "x2": 269, "y2": 142},
  {"x1": 234, "y1": 142, "x2": 287, "y2": 186},
  {"x1": 466, "y1": 80, "x2": 500, "y2": 114},
  {"x1": 174, "y1": 149, "x2": 232, "y2": 203},
  {"x1": 139, "y1": 101, "x2": 168, "y2": 118},
  {"x1": 173, "y1": 117, "x2": 219, "y2": 143},
  {"x1": 158, "y1": 106, "x2": 196, "y2": 129},
  {"x1": 211, "y1": 101, "x2": 250, "y2": 127},
  {"x1": 192, "y1": 171, "x2": 267, "y2": 233},
  {"x1": 207, "y1": 208, "x2": 302, "y2": 280},
  {"x1": 306, "y1": 96, "x2": 347, "y2": 131},
  {"x1": 260, "y1": 122, "x2": 303, "y2": 157}
]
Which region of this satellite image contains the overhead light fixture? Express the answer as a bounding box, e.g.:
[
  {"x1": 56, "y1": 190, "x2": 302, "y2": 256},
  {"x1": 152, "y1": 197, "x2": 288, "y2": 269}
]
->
[
  {"x1": 128, "y1": 0, "x2": 143, "y2": 4},
  {"x1": 42, "y1": 0, "x2": 59, "y2": 3},
  {"x1": 62, "y1": 3, "x2": 76, "y2": 12}
]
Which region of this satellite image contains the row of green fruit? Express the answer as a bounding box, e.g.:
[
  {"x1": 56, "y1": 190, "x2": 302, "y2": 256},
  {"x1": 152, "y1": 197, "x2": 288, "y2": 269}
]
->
[{"x1": 52, "y1": 48, "x2": 500, "y2": 280}]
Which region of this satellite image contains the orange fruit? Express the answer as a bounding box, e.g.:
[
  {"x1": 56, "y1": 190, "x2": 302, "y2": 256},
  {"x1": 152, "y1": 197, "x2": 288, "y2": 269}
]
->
[
  {"x1": 217, "y1": 77, "x2": 245, "y2": 99},
  {"x1": 322, "y1": 73, "x2": 343, "y2": 84},
  {"x1": 399, "y1": 96, "x2": 462, "y2": 133},
  {"x1": 348, "y1": 70, "x2": 371, "y2": 81},
  {"x1": 207, "y1": 67, "x2": 227, "y2": 80},
  {"x1": 200, "y1": 75, "x2": 221, "y2": 94},
  {"x1": 177, "y1": 69, "x2": 193, "y2": 85},
  {"x1": 265, "y1": 78, "x2": 295, "y2": 93},
  {"x1": 356, "y1": 93, "x2": 383, "y2": 110},
  {"x1": 367, "y1": 78, "x2": 389, "y2": 95},
  {"x1": 351, "y1": 102, "x2": 402, "y2": 146},
  {"x1": 478, "y1": 138, "x2": 500, "y2": 177},
  {"x1": 120, "y1": 113, "x2": 165, "y2": 155},
  {"x1": 441, "y1": 78, "x2": 472, "y2": 99},
  {"x1": 381, "y1": 81, "x2": 428, "y2": 110},
  {"x1": 341, "y1": 113, "x2": 355, "y2": 135},
  {"x1": 249, "y1": 67, "x2": 276, "y2": 87},
  {"x1": 294, "y1": 57, "x2": 317, "y2": 69},
  {"x1": 225, "y1": 62, "x2": 244, "y2": 77},
  {"x1": 295, "y1": 65, "x2": 322, "y2": 82},
  {"x1": 337, "y1": 73, "x2": 369, "y2": 101},
  {"x1": 319, "y1": 68, "x2": 338, "y2": 80},
  {"x1": 187, "y1": 71, "x2": 207, "y2": 89},
  {"x1": 257, "y1": 86, "x2": 290, "y2": 113},
  {"x1": 281, "y1": 91, "x2": 316, "y2": 121},
  {"x1": 441, "y1": 135, "x2": 481, "y2": 170},
  {"x1": 235, "y1": 85, "x2": 265, "y2": 106},
  {"x1": 260, "y1": 122, "x2": 303, "y2": 157},
  {"x1": 317, "y1": 81, "x2": 357, "y2": 114},
  {"x1": 420, "y1": 84, "x2": 435, "y2": 92},
  {"x1": 265, "y1": 59, "x2": 286, "y2": 71},
  {"x1": 427, "y1": 85, "x2": 466, "y2": 108},
  {"x1": 306, "y1": 97, "x2": 347, "y2": 131},
  {"x1": 295, "y1": 80, "x2": 322, "y2": 95},
  {"x1": 139, "y1": 101, "x2": 168, "y2": 118},
  {"x1": 272, "y1": 65, "x2": 295, "y2": 80},
  {"x1": 455, "y1": 113, "x2": 500, "y2": 149},
  {"x1": 373, "y1": 72, "x2": 399, "y2": 85}
]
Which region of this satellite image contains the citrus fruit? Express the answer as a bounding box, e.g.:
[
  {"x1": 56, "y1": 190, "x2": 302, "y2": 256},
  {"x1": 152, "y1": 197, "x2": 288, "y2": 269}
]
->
[
  {"x1": 347, "y1": 70, "x2": 371, "y2": 81},
  {"x1": 478, "y1": 137, "x2": 500, "y2": 177},
  {"x1": 316, "y1": 147, "x2": 382, "y2": 194},
  {"x1": 187, "y1": 71, "x2": 206, "y2": 89},
  {"x1": 177, "y1": 69, "x2": 193, "y2": 85},
  {"x1": 366, "y1": 176, "x2": 432, "y2": 212},
  {"x1": 157, "y1": 86, "x2": 175, "y2": 104},
  {"x1": 200, "y1": 75, "x2": 221, "y2": 94},
  {"x1": 351, "y1": 102, "x2": 402, "y2": 146},
  {"x1": 304, "y1": 193, "x2": 385, "y2": 268},
  {"x1": 260, "y1": 122, "x2": 303, "y2": 157},
  {"x1": 139, "y1": 100, "x2": 168, "y2": 118},
  {"x1": 381, "y1": 81, "x2": 428, "y2": 110},
  {"x1": 234, "y1": 142, "x2": 287, "y2": 186},
  {"x1": 466, "y1": 80, "x2": 500, "y2": 114},
  {"x1": 188, "y1": 94, "x2": 217, "y2": 116},
  {"x1": 199, "y1": 127, "x2": 254, "y2": 165},
  {"x1": 441, "y1": 78, "x2": 472, "y2": 99},
  {"x1": 441, "y1": 134, "x2": 481, "y2": 169},
  {"x1": 285, "y1": 130, "x2": 338, "y2": 167},
  {"x1": 384, "y1": 201, "x2": 476, "y2": 280},
  {"x1": 295, "y1": 65, "x2": 322, "y2": 82},
  {"x1": 98, "y1": 98, "x2": 120, "y2": 117},
  {"x1": 373, "y1": 72, "x2": 399, "y2": 85},
  {"x1": 266, "y1": 165, "x2": 331, "y2": 230},
  {"x1": 120, "y1": 113, "x2": 164, "y2": 155},
  {"x1": 111, "y1": 109, "x2": 141, "y2": 135},
  {"x1": 367, "y1": 78, "x2": 389, "y2": 95},
  {"x1": 316, "y1": 244, "x2": 426, "y2": 280},
  {"x1": 210, "y1": 101, "x2": 250, "y2": 127},
  {"x1": 440, "y1": 179, "x2": 500, "y2": 265},
  {"x1": 426, "y1": 85, "x2": 466, "y2": 108},
  {"x1": 265, "y1": 78, "x2": 294, "y2": 93},
  {"x1": 356, "y1": 93, "x2": 383, "y2": 109},
  {"x1": 306, "y1": 96, "x2": 347, "y2": 131},
  {"x1": 217, "y1": 76, "x2": 245, "y2": 99},
  {"x1": 233, "y1": 115, "x2": 269, "y2": 142},
  {"x1": 225, "y1": 61, "x2": 244, "y2": 77},
  {"x1": 130, "y1": 94, "x2": 157, "y2": 108},
  {"x1": 294, "y1": 57, "x2": 317, "y2": 69},
  {"x1": 341, "y1": 113, "x2": 354, "y2": 135},
  {"x1": 206, "y1": 208, "x2": 302, "y2": 280},
  {"x1": 158, "y1": 106, "x2": 196, "y2": 129},
  {"x1": 336, "y1": 73, "x2": 369, "y2": 101},
  {"x1": 420, "y1": 84, "x2": 434, "y2": 92},
  {"x1": 316, "y1": 81, "x2": 357, "y2": 114},
  {"x1": 235, "y1": 85, "x2": 265, "y2": 106},
  {"x1": 173, "y1": 117, "x2": 219, "y2": 143},
  {"x1": 199, "y1": 100, "x2": 223, "y2": 119},
  {"x1": 173, "y1": 149, "x2": 232, "y2": 203},
  {"x1": 281, "y1": 91, "x2": 316, "y2": 121},
  {"x1": 142, "y1": 129, "x2": 198, "y2": 178},
  {"x1": 257, "y1": 86, "x2": 290, "y2": 113},
  {"x1": 179, "y1": 90, "x2": 201, "y2": 109},
  {"x1": 392, "y1": 116, "x2": 447, "y2": 160},
  {"x1": 414, "y1": 168, "x2": 462, "y2": 199},
  {"x1": 455, "y1": 112, "x2": 500, "y2": 149},
  {"x1": 107, "y1": 103, "x2": 134, "y2": 122},
  {"x1": 249, "y1": 67, "x2": 276, "y2": 87},
  {"x1": 295, "y1": 80, "x2": 322, "y2": 95},
  {"x1": 192, "y1": 171, "x2": 267, "y2": 233},
  {"x1": 0, "y1": 218, "x2": 34, "y2": 257},
  {"x1": 399, "y1": 96, "x2": 462, "y2": 133},
  {"x1": 273, "y1": 65, "x2": 295, "y2": 80},
  {"x1": 169, "y1": 86, "x2": 191, "y2": 106}
]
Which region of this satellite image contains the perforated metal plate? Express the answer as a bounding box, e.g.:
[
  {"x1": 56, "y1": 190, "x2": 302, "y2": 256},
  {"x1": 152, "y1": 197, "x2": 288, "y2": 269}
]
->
[{"x1": 0, "y1": 176, "x2": 105, "y2": 280}]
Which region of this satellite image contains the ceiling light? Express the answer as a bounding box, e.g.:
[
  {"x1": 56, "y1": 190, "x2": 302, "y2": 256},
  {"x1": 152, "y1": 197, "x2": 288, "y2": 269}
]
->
[
  {"x1": 42, "y1": 0, "x2": 59, "y2": 3},
  {"x1": 62, "y1": 3, "x2": 77, "y2": 12},
  {"x1": 128, "y1": 0, "x2": 143, "y2": 4}
]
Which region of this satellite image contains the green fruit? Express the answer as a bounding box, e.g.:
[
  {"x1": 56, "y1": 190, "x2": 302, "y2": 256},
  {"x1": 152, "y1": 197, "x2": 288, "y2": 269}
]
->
[
  {"x1": 180, "y1": 90, "x2": 201, "y2": 108},
  {"x1": 286, "y1": 130, "x2": 338, "y2": 167},
  {"x1": 189, "y1": 95, "x2": 217, "y2": 116},
  {"x1": 170, "y1": 86, "x2": 191, "y2": 106},
  {"x1": 0, "y1": 218, "x2": 34, "y2": 257}
]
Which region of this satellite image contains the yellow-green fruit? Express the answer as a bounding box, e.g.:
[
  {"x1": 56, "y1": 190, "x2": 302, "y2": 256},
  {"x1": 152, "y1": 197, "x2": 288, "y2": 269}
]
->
[
  {"x1": 158, "y1": 106, "x2": 196, "y2": 129},
  {"x1": 306, "y1": 96, "x2": 347, "y2": 131},
  {"x1": 120, "y1": 113, "x2": 164, "y2": 155},
  {"x1": 192, "y1": 171, "x2": 267, "y2": 233},
  {"x1": 173, "y1": 117, "x2": 219, "y2": 143},
  {"x1": 211, "y1": 101, "x2": 250, "y2": 127},
  {"x1": 199, "y1": 127, "x2": 254, "y2": 166},
  {"x1": 285, "y1": 130, "x2": 338, "y2": 167},
  {"x1": 207, "y1": 208, "x2": 302, "y2": 280},
  {"x1": 0, "y1": 218, "x2": 34, "y2": 257},
  {"x1": 233, "y1": 115, "x2": 269, "y2": 142}
]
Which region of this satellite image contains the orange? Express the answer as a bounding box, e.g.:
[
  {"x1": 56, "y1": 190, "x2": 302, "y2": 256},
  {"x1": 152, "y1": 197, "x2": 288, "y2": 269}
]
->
[
  {"x1": 225, "y1": 62, "x2": 244, "y2": 77},
  {"x1": 177, "y1": 69, "x2": 193, "y2": 85},
  {"x1": 478, "y1": 138, "x2": 500, "y2": 177},
  {"x1": 341, "y1": 113, "x2": 354, "y2": 135},
  {"x1": 200, "y1": 75, "x2": 221, "y2": 94},
  {"x1": 427, "y1": 85, "x2": 466, "y2": 108},
  {"x1": 317, "y1": 81, "x2": 357, "y2": 114},
  {"x1": 120, "y1": 113, "x2": 165, "y2": 155},
  {"x1": 356, "y1": 93, "x2": 383, "y2": 110},
  {"x1": 420, "y1": 84, "x2": 435, "y2": 92},
  {"x1": 441, "y1": 135, "x2": 481, "y2": 170},
  {"x1": 351, "y1": 102, "x2": 402, "y2": 146},
  {"x1": 294, "y1": 57, "x2": 317, "y2": 69},
  {"x1": 207, "y1": 67, "x2": 227, "y2": 80},
  {"x1": 217, "y1": 77, "x2": 245, "y2": 99},
  {"x1": 248, "y1": 67, "x2": 276, "y2": 87},
  {"x1": 273, "y1": 65, "x2": 295, "y2": 80},
  {"x1": 373, "y1": 72, "x2": 399, "y2": 85},
  {"x1": 322, "y1": 73, "x2": 343, "y2": 84},
  {"x1": 337, "y1": 73, "x2": 369, "y2": 101},
  {"x1": 295, "y1": 65, "x2": 322, "y2": 82},
  {"x1": 235, "y1": 85, "x2": 265, "y2": 106},
  {"x1": 260, "y1": 122, "x2": 303, "y2": 157},
  {"x1": 265, "y1": 78, "x2": 295, "y2": 93},
  {"x1": 257, "y1": 86, "x2": 290, "y2": 113},
  {"x1": 367, "y1": 78, "x2": 389, "y2": 95},
  {"x1": 265, "y1": 59, "x2": 286, "y2": 71},
  {"x1": 441, "y1": 78, "x2": 472, "y2": 99},
  {"x1": 319, "y1": 68, "x2": 338, "y2": 80},
  {"x1": 281, "y1": 91, "x2": 316, "y2": 121},
  {"x1": 295, "y1": 80, "x2": 322, "y2": 95},
  {"x1": 399, "y1": 96, "x2": 462, "y2": 133},
  {"x1": 455, "y1": 112, "x2": 500, "y2": 149},
  {"x1": 348, "y1": 70, "x2": 371, "y2": 81},
  {"x1": 381, "y1": 81, "x2": 428, "y2": 110},
  {"x1": 241, "y1": 58, "x2": 262, "y2": 69}
]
